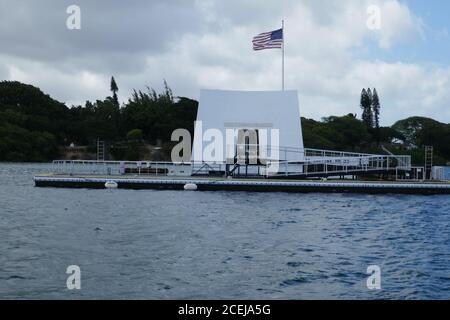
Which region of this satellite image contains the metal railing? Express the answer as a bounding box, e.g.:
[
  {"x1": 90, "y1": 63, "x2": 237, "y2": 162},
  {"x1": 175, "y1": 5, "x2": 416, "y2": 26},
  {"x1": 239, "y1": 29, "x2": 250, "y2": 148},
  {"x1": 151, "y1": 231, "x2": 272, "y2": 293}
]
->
[
  {"x1": 51, "y1": 160, "x2": 192, "y2": 176},
  {"x1": 50, "y1": 146, "x2": 411, "y2": 178},
  {"x1": 264, "y1": 154, "x2": 411, "y2": 178},
  {"x1": 232, "y1": 144, "x2": 385, "y2": 160},
  {"x1": 225, "y1": 145, "x2": 411, "y2": 177}
]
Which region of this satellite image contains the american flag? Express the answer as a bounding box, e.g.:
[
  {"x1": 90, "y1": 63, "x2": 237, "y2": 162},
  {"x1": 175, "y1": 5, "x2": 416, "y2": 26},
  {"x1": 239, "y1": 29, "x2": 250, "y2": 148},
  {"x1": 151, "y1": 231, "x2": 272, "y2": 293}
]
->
[{"x1": 252, "y1": 28, "x2": 283, "y2": 51}]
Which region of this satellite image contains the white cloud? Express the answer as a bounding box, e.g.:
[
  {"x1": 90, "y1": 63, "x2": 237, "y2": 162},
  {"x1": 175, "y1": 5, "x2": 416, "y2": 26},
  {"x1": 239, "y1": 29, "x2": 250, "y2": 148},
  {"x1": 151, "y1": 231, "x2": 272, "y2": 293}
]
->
[
  {"x1": 0, "y1": 0, "x2": 448, "y2": 125},
  {"x1": 4, "y1": 55, "x2": 110, "y2": 105},
  {"x1": 375, "y1": 0, "x2": 425, "y2": 49}
]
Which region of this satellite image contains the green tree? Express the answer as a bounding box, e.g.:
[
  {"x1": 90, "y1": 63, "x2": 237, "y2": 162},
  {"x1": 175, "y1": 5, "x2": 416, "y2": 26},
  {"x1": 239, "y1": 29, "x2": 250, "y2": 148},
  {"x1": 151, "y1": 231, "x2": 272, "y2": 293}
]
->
[
  {"x1": 127, "y1": 129, "x2": 143, "y2": 141},
  {"x1": 360, "y1": 88, "x2": 373, "y2": 129},
  {"x1": 110, "y1": 76, "x2": 119, "y2": 107},
  {"x1": 393, "y1": 117, "x2": 450, "y2": 162},
  {"x1": 322, "y1": 114, "x2": 371, "y2": 150},
  {"x1": 2, "y1": 80, "x2": 448, "y2": 164},
  {"x1": 372, "y1": 88, "x2": 381, "y2": 145}
]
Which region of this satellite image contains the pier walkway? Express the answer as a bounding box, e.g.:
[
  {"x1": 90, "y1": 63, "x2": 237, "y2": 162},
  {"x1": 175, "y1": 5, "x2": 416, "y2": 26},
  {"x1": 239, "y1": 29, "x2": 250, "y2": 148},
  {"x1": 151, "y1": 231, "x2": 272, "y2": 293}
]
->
[
  {"x1": 50, "y1": 147, "x2": 412, "y2": 180},
  {"x1": 34, "y1": 174, "x2": 450, "y2": 194}
]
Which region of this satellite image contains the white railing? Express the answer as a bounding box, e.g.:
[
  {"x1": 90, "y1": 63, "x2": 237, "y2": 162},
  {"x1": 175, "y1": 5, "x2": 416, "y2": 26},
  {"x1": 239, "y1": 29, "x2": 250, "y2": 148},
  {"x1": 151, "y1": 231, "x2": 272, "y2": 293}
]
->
[
  {"x1": 265, "y1": 154, "x2": 411, "y2": 177},
  {"x1": 233, "y1": 145, "x2": 385, "y2": 161},
  {"x1": 51, "y1": 160, "x2": 192, "y2": 176},
  {"x1": 51, "y1": 146, "x2": 411, "y2": 178}
]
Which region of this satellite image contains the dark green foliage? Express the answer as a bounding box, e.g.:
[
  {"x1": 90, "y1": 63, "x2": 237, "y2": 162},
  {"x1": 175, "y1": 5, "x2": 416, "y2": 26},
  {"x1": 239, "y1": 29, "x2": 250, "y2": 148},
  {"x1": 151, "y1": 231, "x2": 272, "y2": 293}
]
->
[
  {"x1": 110, "y1": 76, "x2": 119, "y2": 107},
  {"x1": 0, "y1": 81, "x2": 70, "y2": 141},
  {"x1": 392, "y1": 117, "x2": 450, "y2": 164},
  {"x1": 124, "y1": 142, "x2": 141, "y2": 160},
  {"x1": 360, "y1": 88, "x2": 373, "y2": 129},
  {"x1": 372, "y1": 88, "x2": 381, "y2": 144},
  {"x1": 0, "y1": 123, "x2": 58, "y2": 161},
  {"x1": 302, "y1": 114, "x2": 371, "y2": 152},
  {"x1": 127, "y1": 129, "x2": 143, "y2": 141},
  {"x1": 121, "y1": 86, "x2": 197, "y2": 144},
  {"x1": 378, "y1": 126, "x2": 403, "y2": 143},
  {"x1": 0, "y1": 81, "x2": 66, "y2": 161},
  {"x1": 301, "y1": 114, "x2": 450, "y2": 166},
  {"x1": 0, "y1": 80, "x2": 448, "y2": 165},
  {"x1": 359, "y1": 87, "x2": 382, "y2": 145},
  {"x1": 301, "y1": 117, "x2": 336, "y2": 150},
  {"x1": 0, "y1": 80, "x2": 197, "y2": 162}
]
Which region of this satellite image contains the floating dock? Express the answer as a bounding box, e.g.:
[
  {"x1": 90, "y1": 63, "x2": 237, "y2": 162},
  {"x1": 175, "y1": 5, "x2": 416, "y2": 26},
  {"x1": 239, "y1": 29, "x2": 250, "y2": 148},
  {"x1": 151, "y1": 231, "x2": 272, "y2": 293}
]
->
[{"x1": 34, "y1": 175, "x2": 450, "y2": 195}]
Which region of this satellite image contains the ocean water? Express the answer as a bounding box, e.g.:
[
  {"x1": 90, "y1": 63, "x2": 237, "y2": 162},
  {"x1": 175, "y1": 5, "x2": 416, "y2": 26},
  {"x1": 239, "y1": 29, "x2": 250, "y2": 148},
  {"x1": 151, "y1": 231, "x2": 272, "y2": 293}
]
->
[{"x1": 1, "y1": 163, "x2": 449, "y2": 300}]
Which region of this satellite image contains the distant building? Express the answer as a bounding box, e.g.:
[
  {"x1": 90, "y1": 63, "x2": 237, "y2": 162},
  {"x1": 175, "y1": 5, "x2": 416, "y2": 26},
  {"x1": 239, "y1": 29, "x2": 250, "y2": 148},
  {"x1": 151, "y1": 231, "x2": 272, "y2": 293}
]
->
[{"x1": 432, "y1": 166, "x2": 450, "y2": 181}]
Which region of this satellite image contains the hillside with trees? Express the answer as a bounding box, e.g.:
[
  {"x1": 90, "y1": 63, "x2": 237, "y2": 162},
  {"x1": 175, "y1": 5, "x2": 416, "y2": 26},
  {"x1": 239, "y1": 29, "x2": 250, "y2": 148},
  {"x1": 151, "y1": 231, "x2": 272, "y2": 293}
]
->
[{"x1": 0, "y1": 80, "x2": 449, "y2": 165}]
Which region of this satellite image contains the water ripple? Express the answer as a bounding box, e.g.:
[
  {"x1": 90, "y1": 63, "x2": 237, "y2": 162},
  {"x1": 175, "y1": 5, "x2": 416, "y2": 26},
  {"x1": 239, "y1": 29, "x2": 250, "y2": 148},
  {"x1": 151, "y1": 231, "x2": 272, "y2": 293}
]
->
[{"x1": 1, "y1": 163, "x2": 450, "y2": 299}]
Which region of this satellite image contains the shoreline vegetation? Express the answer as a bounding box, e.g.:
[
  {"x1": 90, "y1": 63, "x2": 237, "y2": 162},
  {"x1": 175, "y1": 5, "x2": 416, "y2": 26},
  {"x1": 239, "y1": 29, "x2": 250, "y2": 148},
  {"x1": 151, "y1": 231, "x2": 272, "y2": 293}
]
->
[{"x1": 1, "y1": 79, "x2": 449, "y2": 166}]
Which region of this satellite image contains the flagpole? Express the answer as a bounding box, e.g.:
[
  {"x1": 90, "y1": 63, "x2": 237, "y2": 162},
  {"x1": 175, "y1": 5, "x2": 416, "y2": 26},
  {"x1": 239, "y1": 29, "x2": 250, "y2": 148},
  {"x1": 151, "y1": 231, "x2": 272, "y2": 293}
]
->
[{"x1": 282, "y1": 20, "x2": 285, "y2": 91}]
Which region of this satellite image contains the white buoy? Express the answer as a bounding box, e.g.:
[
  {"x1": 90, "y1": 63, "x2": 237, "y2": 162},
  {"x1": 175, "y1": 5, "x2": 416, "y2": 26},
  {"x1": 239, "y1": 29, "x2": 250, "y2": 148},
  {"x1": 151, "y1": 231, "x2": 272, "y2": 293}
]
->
[
  {"x1": 105, "y1": 180, "x2": 118, "y2": 189},
  {"x1": 184, "y1": 183, "x2": 198, "y2": 191}
]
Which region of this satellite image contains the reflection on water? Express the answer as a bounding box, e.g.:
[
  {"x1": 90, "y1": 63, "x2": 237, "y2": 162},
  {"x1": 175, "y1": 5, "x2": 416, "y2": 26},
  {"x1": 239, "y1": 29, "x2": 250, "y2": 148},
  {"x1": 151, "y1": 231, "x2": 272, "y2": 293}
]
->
[{"x1": 0, "y1": 163, "x2": 449, "y2": 299}]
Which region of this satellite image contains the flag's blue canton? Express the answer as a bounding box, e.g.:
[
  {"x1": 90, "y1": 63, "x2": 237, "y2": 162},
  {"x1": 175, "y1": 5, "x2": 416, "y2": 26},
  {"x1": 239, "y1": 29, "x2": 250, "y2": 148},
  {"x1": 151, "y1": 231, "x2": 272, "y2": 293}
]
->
[{"x1": 270, "y1": 28, "x2": 283, "y2": 40}]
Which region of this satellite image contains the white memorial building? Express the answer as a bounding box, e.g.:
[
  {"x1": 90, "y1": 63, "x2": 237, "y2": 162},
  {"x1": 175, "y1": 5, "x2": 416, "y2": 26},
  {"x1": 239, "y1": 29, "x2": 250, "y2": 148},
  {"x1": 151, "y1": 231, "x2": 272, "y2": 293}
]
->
[{"x1": 192, "y1": 90, "x2": 304, "y2": 173}]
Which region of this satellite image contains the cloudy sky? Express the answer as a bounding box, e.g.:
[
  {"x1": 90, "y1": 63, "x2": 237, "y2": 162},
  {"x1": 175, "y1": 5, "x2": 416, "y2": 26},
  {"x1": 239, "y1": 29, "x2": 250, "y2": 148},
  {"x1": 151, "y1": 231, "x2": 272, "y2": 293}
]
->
[{"x1": 1, "y1": 0, "x2": 449, "y2": 125}]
